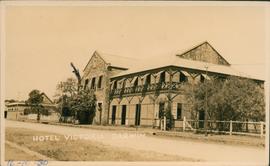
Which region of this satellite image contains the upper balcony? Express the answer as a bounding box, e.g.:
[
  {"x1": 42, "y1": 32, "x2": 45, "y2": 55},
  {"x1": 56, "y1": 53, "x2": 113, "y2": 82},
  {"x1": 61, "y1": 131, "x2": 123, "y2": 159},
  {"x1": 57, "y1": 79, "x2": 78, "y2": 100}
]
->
[
  {"x1": 109, "y1": 68, "x2": 212, "y2": 98},
  {"x1": 109, "y1": 81, "x2": 185, "y2": 98}
]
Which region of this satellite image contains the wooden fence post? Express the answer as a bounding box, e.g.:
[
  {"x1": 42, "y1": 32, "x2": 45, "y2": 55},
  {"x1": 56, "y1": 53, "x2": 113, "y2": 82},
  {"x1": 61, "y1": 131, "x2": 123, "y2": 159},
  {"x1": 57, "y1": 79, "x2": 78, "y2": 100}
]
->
[
  {"x1": 183, "y1": 116, "x2": 186, "y2": 132},
  {"x1": 260, "y1": 121, "x2": 264, "y2": 138},
  {"x1": 164, "y1": 116, "x2": 166, "y2": 131},
  {"x1": 229, "y1": 120, "x2": 232, "y2": 135}
]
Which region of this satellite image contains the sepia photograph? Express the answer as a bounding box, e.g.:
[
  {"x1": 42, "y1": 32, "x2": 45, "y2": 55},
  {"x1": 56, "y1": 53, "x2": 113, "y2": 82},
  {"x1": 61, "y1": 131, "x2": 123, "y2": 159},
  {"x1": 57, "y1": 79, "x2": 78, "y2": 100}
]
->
[{"x1": 1, "y1": 1, "x2": 269, "y2": 166}]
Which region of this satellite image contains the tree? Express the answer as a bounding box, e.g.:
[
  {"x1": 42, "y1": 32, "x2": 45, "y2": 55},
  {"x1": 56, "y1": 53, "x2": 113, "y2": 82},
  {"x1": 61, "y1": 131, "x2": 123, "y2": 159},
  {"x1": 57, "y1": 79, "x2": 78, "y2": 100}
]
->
[
  {"x1": 70, "y1": 88, "x2": 96, "y2": 124},
  {"x1": 186, "y1": 76, "x2": 265, "y2": 125},
  {"x1": 55, "y1": 77, "x2": 96, "y2": 124},
  {"x1": 55, "y1": 78, "x2": 77, "y2": 122},
  {"x1": 26, "y1": 90, "x2": 45, "y2": 122},
  {"x1": 55, "y1": 77, "x2": 77, "y2": 99},
  {"x1": 220, "y1": 76, "x2": 265, "y2": 122}
]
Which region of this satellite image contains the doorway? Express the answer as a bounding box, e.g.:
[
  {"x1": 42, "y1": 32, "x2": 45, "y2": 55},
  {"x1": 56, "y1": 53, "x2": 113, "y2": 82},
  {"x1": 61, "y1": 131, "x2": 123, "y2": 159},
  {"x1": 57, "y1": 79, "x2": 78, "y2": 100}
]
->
[
  {"x1": 121, "y1": 105, "x2": 127, "y2": 125},
  {"x1": 199, "y1": 110, "x2": 205, "y2": 128},
  {"x1": 159, "y1": 103, "x2": 165, "y2": 119},
  {"x1": 98, "y1": 103, "x2": 102, "y2": 125},
  {"x1": 135, "y1": 104, "x2": 141, "y2": 126},
  {"x1": 112, "y1": 105, "x2": 116, "y2": 125}
]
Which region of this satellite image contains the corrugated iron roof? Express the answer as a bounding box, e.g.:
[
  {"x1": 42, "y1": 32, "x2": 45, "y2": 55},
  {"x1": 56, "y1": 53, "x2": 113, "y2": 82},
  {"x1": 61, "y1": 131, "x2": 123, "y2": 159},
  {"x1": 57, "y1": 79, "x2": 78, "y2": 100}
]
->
[
  {"x1": 96, "y1": 51, "x2": 139, "y2": 70},
  {"x1": 85, "y1": 44, "x2": 263, "y2": 81},
  {"x1": 110, "y1": 54, "x2": 263, "y2": 81}
]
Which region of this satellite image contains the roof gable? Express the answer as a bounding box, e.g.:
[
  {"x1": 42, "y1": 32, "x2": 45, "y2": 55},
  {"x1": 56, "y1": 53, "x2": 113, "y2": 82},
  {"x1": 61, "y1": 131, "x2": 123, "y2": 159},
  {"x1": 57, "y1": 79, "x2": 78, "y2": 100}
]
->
[
  {"x1": 176, "y1": 41, "x2": 230, "y2": 66},
  {"x1": 83, "y1": 51, "x2": 106, "y2": 72},
  {"x1": 83, "y1": 50, "x2": 139, "y2": 73}
]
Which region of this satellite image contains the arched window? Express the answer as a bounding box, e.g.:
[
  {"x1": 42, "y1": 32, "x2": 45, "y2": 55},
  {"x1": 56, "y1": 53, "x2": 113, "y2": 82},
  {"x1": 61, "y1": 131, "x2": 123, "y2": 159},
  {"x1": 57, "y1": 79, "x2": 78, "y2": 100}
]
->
[
  {"x1": 98, "y1": 76, "x2": 103, "y2": 88},
  {"x1": 84, "y1": 79, "x2": 89, "y2": 89},
  {"x1": 91, "y1": 77, "x2": 96, "y2": 89}
]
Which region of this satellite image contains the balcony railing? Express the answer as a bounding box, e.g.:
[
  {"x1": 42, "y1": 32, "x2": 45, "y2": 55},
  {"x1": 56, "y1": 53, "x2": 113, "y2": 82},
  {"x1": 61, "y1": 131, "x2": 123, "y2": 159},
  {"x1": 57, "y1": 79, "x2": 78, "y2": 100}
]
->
[{"x1": 110, "y1": 82, "x2": 184, "y2": 97}]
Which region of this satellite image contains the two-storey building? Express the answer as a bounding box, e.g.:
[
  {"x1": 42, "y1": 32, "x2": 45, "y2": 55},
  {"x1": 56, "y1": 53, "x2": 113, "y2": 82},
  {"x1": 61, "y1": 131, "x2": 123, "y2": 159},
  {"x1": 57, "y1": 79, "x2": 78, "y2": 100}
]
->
[{"x1": 81, "y1": 41, "x2": 263, "y2": 127}]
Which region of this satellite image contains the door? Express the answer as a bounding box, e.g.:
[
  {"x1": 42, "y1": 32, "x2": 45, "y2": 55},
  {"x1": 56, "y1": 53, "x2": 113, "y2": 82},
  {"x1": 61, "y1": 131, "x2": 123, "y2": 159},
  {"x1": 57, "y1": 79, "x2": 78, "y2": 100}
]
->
[
  {"x1": 159, "y1": 103, "x2": 165, "y2": 119},
  {"x1": 135, "y1": 104, "x2": 141, "y2": 126},
  {"x1": 121, "y1": 105, "x2": 127, "y2": 125},
  {"x1": 98, "y1": 103, "x2": 102, "y2": 125},
  {"x1": 112, "y1": 105, "x2": 116, "y2": 125},
  {"x1": 199, "y1": 110, "x2": 205, "y2": 128}
]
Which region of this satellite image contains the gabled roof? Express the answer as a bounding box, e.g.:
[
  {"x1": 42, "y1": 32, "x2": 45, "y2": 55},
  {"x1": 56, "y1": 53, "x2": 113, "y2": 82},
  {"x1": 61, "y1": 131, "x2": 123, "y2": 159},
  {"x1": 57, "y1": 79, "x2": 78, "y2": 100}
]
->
[
  {"x1": 112, "y1": 57, "x2": 263, "y2": 81},
  {"x1": 176, "y1": 41, "x2": 231, "y2": 66},
  {"x1": 83, "y1": 41, "x2": 263, "y2": 81},
  {"x1": 110, "y1": 42, "x2": 263, "y2": 81},
  {"x1": 83, "y1": 51, "x2": 138, "y2": 72},
  {"x1": 97, "y1": 51, "x2": 138, "y2": 69}
]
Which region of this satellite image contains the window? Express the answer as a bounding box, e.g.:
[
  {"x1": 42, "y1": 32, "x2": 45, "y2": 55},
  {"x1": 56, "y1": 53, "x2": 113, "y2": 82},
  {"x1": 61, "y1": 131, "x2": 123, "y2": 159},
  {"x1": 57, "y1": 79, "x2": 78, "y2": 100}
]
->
[
  {"x1": 113, "y1": 80, "x2": 118, "y2": 89},
  {"x1": 177, "y1": 103, "x2": 182, "y2": 119},
  {"x1": 200, "y1": 75, "x2": 205, "y2": 83},
  {"x1": 98, "y1": 76, "x2": 103, "y2": 89},
  {"x1": 146, "y1": 74, "x2": 151, "y2": 85},
  {"x1": 180, "y1": 72, "x2": 187, "y2": 83},
  {"x1": 84, "y1": 79, "x2": 89, "y2": 89},
  {"x1": 133, "y1": 78, "x2": 138, "y2": 86},
  {"x1": 160, "y1": 72, "x2": 166, "y2": 83},
  {"x1": 91, "y1": 77, "x2": 96, "y2": 89}
]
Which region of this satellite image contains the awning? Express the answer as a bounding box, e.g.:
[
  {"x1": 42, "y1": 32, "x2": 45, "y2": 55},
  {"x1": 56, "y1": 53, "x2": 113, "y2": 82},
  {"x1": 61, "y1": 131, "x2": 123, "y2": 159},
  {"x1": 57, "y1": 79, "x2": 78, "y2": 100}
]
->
[
  {"x1": 131, "y1": 76, "x2": 138, "y2": 85},
  {"x1": 142, "y1": 73, "x2": 151, "y2": 84},
  {"x1": 110, "y1": 80, "x2": 115, "y2": 85},
  {"x1": 110, "y1": 80, "x2": 116, "y2": 90},
  {"x1": 142, "y1": 73, "x2": 150, "y2": 79},
  {"x1": 201, "y1": 74, "x2": 211, "y2": 80},
  {"x1": 118, "y1": 78, "x2": 126, "y2": 88},
  {"x1": 118, "y1": 78, "x2": 125, "y2": 83},
  {"x1": 155, "y1": 70, "x2": 165, "y2": 82},
  {"x1": 154, "y1": 70, "x2": 164, "y2": 77},
  {"x1": 180, "y1": 70, "x2": 190, "y2": 77}
]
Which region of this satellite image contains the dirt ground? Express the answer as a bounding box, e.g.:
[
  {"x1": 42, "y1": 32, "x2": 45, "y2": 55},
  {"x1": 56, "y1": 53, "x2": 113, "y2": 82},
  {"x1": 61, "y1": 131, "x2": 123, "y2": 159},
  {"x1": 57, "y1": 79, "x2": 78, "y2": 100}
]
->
[
  {"x1": 5, "y1": 120, "x2": 266, "y2": 163},
  {"x1": 5, "y1": 127, "x2": 198, "y2": 161},
  {"x1": 5, "y1": 143, "x2": 40, "y2": 161}
]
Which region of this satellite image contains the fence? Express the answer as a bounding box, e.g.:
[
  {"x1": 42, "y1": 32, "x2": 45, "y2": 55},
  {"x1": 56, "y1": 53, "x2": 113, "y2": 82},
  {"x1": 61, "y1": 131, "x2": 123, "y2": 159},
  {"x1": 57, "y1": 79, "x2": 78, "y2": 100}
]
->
[
  {"x1": 161, "y1": 116, "x2": 266, "y2": 137},
  {"x1": 17, "y1": 113, "x2": 60, "y2": 122}
]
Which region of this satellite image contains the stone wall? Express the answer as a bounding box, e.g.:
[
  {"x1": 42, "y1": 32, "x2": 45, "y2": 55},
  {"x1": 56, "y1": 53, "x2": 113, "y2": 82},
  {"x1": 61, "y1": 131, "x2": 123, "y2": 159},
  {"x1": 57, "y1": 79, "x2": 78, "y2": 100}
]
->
[{"x1": 82, "y1": 52, "x2": 126, "y2": 125}]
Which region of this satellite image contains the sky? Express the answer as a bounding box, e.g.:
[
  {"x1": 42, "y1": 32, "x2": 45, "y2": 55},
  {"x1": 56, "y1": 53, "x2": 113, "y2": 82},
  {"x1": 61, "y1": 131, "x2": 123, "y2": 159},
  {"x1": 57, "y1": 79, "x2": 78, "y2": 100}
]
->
[{"x1": 3, "y1": 3, "x2": 269, "y2": 101}]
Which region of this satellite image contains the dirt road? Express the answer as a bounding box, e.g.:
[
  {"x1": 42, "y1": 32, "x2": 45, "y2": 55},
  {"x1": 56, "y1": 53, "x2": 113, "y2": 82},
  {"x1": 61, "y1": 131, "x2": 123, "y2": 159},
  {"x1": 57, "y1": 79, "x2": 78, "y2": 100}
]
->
[{"x1": 5, "y1": 120, "x2": 266, "y2": 164}]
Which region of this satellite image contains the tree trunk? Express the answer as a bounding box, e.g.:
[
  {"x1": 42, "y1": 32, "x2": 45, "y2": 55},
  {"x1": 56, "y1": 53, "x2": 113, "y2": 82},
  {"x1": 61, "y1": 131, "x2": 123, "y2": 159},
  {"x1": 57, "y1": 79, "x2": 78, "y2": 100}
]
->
[{"x1": 37, "y1": 109, "x2": 40, "y2": 122}]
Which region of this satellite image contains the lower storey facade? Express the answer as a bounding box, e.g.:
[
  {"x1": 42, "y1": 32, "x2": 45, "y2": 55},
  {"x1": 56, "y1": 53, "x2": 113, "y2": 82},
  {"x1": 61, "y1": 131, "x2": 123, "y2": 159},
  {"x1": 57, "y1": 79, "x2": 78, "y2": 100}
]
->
[{"x1": 108, "y1": 93, "x2": 192, "y2": 127}]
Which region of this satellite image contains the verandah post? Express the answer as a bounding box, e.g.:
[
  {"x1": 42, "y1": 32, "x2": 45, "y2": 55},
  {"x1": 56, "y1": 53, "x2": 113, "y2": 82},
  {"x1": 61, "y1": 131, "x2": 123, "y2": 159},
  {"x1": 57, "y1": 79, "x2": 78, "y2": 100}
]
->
[
  {"x1": 164, "y1": 116, "x2": 166, "y2": 131},
  {"x1": 183, "y1": 116, "x2": 186, "y2": 132},
  {"x1": 229, "y1": 120, "x2": 232, "y2": 135},
  {"x1": 260, "y1": 121, "x2": 264, "y2": 138}
]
